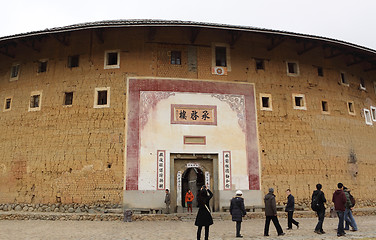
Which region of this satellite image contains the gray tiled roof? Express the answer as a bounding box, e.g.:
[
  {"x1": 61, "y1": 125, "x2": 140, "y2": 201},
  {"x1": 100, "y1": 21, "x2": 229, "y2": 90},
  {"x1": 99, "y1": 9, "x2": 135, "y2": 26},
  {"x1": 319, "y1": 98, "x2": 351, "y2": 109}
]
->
[{"x1": 1, "y1": 19, "x2": 375, "y2": 55}]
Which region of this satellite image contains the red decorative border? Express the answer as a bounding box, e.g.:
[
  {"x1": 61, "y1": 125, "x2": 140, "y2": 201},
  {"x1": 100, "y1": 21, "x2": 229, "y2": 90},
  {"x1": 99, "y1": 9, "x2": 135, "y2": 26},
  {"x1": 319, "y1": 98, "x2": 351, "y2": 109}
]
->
[
  {"x1": 156, "y1": 150, "x2": 166, "y2": 190},
  {"x1": 171, "y1": 104, "x2": 217, "y2": 125},
  {"x1": 184, "y1": 136, "x2": 206, "y2": 145},
  {"x1": 223, "y1": 151, "x2": 232, "y2": 190},
  {"x1": 126, "y1": 78, "x2": 260, "y2": 190}
]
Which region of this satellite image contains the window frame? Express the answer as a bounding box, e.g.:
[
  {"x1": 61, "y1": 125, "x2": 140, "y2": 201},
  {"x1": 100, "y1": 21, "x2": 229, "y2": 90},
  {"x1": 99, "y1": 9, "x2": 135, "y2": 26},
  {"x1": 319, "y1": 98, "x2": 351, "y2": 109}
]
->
[
  {"x1": 10, "y1": 64, "x2": 20, "y2": 81},
  {"x1": 317, "y1": 66, "x2": 324, "y2": 77},
  {"x1": 37, "y1": 59, "x2": 48, "y2": 73},
  {"x1": 292, "y1": 93, "x2": 306, "y2": 110},
  {"x1": 94, "y1": 87, "x2": 110, "y2": 108},
  {"x1": 104, "y1": 50, "x2": 120, "y2": 69},
  {"x1": 3, "y1": 97, "x2": 12, "y2": 112},
  {"x1": 321, "y1": 100, "x2": 330, "y2": 114},
  {"x1": 29, "y1": 91, "x2": 42, "y2": 112},
  {"x1": 260, "y1": 93, "x2": 272, "y2": 111},
  {"x1": 340, "y1": 72, "x2": 349, "y2": 86},
  {"x1": 359, "y1": 78, "x2": 366, "y2": 90},
  {"x1": 255, "y1": 59, "x2": 265, "y2": 71},
  {"x1": 347, "y1": 101, "x2": 355, "y2": 115},
  {"x1": 364, "y1": 109, "x2": 373, "y2": 125},
  {"x1": 286, "y1": 61, "x2": 299, "y2": 76},
  {"x1": 68, "y1": 55, "x2": 79, "y2": 68},
  {"x1": 63, "y1": 92, "x2": 74, "y2": 106},
  {"x1": 370, "y1": 106, "x2": 376, "y2": 122},
  {"x1": 170, "y1": 50, "x2": 182, "y2": 65},
  {"x1": 211, "y1": 43, "x2": 231, "y2": 72}
]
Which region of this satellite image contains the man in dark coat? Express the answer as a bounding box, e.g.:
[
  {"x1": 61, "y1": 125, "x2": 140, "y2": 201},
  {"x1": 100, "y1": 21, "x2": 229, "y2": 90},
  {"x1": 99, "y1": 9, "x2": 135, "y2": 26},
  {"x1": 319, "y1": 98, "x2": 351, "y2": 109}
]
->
[
  {"x1": 285, "y1": 189, "x2": 299, "y2": 230},
  {"x1": 264, "y1": 188, "x2": 284, "y2": 236},
  {"x1": 332, "y1": 182, "x2": 347, "y2": 237},
  {"x1": 195, "y1": 185, "x2": 213, "y2": 240},
  {"x1": 312, "y1": 183, "x2": 326, "y2": 234},
  {"x1": 230, "y1": 190, "x2": 246, "y2": 238}
]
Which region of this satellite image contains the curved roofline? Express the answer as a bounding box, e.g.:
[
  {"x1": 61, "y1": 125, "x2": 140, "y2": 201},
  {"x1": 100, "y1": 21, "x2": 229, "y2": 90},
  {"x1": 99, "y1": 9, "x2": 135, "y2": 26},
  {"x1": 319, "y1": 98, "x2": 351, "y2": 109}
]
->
[{"x1": 1, "y1": 19, "x2": 376, "y2": 55}]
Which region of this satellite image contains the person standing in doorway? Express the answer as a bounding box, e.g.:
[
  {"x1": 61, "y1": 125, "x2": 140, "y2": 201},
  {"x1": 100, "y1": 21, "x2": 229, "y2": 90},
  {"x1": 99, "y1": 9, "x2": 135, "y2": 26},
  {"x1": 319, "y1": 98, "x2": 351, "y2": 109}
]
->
[
  {"x1": 230, "y1": 190, "x2": 246, "y2": 238},
  {"x1": 264, "y1": 188, "x2": 285, "y2": 236},
  {"x1": 332, "y1": 183, "x2": 347, "y2": 237},
  {"x1": 185, "y1": 189, "x2": 194, "y2": 214},
  {"x1": 343, "y1": 186, "x2": 358, "y2": 231},
  {"x1": 195, "y1": 185, "x2": 213, "y2": 240},
  {"x1": 164, "y1": 189, "x2": 171, "y2": 214},
  {"x1": 312, "y1": 183, "x2": 326, "y2": 234},
  {"x1": 285, "y1": 189, "x2": 299, "y2": 230}
]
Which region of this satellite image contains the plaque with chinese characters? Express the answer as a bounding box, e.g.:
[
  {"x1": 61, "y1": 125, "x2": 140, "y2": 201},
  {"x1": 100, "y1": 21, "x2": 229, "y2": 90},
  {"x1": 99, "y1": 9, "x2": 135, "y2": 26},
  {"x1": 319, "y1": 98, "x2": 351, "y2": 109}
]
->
[
  {"x1": 223, "y1": 151, "x2": 232, "y2": 190},
  {"x1": 157, "y1": 150, "x2": 166, "y2": 190},
  {"x1": 171, "y1": 104, "x2": 217, "y2": 125}
]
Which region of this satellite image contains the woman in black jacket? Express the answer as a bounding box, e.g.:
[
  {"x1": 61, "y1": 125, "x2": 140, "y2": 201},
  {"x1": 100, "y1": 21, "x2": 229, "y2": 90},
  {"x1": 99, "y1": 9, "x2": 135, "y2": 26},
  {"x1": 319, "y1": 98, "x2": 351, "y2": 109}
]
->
[
  {"x1": 230, "y1": 190, "x2": 246, "y2": 238},
  {"x1": 195, "y1": 185, "x2": 213, "y2": 240}
]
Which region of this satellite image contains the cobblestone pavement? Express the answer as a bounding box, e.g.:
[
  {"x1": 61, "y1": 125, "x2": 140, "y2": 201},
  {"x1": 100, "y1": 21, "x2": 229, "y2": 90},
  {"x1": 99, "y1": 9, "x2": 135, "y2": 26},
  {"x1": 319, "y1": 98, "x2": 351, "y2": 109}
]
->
[{"x1": 1, "y1": 215, "x2": 376, "y2": 240}]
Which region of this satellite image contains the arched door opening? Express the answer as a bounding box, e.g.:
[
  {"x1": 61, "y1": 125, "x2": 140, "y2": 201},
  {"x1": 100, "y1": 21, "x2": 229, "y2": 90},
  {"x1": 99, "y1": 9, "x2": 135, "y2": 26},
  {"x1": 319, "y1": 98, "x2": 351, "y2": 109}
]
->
[{"x1": 181, "y1": 167, "x2": 204, "y2": 207}]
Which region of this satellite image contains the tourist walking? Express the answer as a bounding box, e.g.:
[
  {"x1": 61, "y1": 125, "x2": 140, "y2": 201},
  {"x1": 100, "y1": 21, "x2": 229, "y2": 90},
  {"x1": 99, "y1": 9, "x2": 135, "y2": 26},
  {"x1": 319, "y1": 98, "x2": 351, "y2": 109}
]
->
[
  {"x1": 230, "y1": 190, "x2": 246, "y2": 238},
  {"x1": 285, "y1": 189, "x2": 299, "y2": 230},
  {"x1": 332, "y1": 183, "x2": 347, "y2": 237},
  {"x1": 195, "y1": 185, "x2": 213, "y2": 240},
  {"x1": 311, "y1": 183, "x2": 326, "y2": 234},
  {"x1": 164, "y1": 189, "x2": 171, "y2": 214},
  {"x1": 185, "y1": 189, "x2": 194, "y2": 213},
  {"x1": 264, "y1": 188, "x2": 285, "y2": 236},
  {"x1": 344, "y1": 186, "x2": 358, "y2": 231}
]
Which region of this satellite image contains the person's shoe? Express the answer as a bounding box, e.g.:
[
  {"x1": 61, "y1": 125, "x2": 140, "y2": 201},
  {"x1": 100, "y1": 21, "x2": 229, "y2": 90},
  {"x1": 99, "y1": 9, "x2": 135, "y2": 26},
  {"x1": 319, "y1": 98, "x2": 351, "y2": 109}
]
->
[
  {"x1": 314, "y1": 230, "x2": 322, "y2": 234},
  {"x1": 296, "y1": 223, "x2": 299, "y2": 229},
  {"x1": 264, "y1": 234, "x2": 269, "y2": 236},
  {"x1": 350, "y1": 229, "x2": 357, "y2": 231},
  {"x1": 337, "y1": 233, "x2": 345, "y2": 237},
  {"x1": 278, "y1": 233, "x2": 285, "y2": 236},
  {"x1": 236, "y1": 235, "x2": 243, "y2": 238},
  {"x1": 320, "y1": 230, "x2": 326, "y2": 234},
  {"x1": 286, "y1": 228, "x2": 292, "y2": 230},
  {"x1": 344, "y1": 228, "x2": 349, "y2": 230}
]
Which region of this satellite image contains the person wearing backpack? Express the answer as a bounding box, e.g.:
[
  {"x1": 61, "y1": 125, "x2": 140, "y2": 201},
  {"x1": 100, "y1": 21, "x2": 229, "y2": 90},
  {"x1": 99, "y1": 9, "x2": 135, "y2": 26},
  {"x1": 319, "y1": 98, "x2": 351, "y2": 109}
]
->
[
  {"x1": 332, "y1": 182, "x2": 347, "y2": 237},
  {"x1": 343, "y1": 187, "x2": 358, "y2": 231},
  {"x1": 311, "y1": 183, "x2": 326, "y2": 234}
]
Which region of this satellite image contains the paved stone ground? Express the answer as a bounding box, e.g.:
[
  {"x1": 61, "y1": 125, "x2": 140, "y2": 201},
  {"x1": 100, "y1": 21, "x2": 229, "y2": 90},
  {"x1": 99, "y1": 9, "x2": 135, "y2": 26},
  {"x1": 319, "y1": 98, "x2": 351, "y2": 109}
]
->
[{"x1": 1, "y1": 215, "x2": 376, "y2": 240}]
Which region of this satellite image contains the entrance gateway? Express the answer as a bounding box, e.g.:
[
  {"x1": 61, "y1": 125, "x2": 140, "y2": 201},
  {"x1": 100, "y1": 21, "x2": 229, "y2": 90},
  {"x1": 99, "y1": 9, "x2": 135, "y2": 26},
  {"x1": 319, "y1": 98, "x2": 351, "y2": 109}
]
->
[
  {"x1": 123, "y1": 78, "x2": 263, "y2": 212},
  {"x1": 170, "y1": 153, "x2": 219, "y2": 212}
]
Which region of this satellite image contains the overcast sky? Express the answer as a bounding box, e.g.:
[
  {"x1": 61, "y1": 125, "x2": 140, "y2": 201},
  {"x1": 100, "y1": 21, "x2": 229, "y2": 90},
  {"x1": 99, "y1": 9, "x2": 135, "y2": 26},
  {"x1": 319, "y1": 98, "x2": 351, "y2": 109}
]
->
[{"x1": 1, "y1": 0, "x2": 376, "y2": 50}]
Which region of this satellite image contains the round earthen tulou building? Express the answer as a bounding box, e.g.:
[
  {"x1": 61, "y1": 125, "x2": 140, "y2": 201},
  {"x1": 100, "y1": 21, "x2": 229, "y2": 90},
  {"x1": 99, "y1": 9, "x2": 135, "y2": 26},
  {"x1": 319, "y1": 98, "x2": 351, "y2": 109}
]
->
[{"x1": 0, "y1": 20, "x2": 375, "y2": 212}]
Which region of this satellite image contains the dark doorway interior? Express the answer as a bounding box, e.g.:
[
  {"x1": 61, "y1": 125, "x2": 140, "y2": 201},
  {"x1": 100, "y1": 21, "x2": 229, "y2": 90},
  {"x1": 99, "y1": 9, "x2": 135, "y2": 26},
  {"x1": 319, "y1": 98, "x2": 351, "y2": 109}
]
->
[{"x1": 181, "y1": 167, "x2": 204, "y2": 207}]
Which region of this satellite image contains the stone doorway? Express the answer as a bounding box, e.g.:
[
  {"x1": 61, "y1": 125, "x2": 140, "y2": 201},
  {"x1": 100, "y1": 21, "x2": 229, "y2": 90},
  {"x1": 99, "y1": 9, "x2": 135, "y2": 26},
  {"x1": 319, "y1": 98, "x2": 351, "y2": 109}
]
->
[{"x1": 170, "y1": 153, "x2": 219, "y2": 213}]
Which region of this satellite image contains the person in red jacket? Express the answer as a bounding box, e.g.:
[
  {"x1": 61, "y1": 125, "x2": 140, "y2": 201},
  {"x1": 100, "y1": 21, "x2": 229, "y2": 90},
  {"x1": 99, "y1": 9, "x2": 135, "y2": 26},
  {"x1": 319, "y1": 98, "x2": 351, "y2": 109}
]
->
[
  {"x1": 185, "y1": 189, "x2": 195, "y2": 213},
  {"x1": 332, "y1": 182, "x2": 347, "y2": 237}
]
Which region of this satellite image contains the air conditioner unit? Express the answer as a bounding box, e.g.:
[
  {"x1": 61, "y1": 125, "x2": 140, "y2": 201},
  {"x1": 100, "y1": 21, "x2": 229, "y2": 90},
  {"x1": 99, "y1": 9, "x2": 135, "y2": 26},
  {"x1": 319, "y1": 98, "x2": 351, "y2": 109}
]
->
[{"x1": 212, "y1": 67, "x2": 228, "y2": 76}]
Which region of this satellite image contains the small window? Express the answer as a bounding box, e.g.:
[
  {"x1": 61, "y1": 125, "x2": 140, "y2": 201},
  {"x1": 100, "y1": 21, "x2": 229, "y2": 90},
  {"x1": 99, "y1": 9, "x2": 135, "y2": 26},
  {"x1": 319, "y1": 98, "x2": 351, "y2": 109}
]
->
[
  {"x1": 347, "y1": 101, "x2": 355, "y2": 115},
  {"x1": 364, "y1": 109, "x2": 373, "y2": 125},
  {"x1": 104, "y1": 50, "x2": 120, "y2": 69},
  {"x1": 321, "y1": 100, "x2": 329, "y2": 113},
  {"x1": 370, "y1": 106, "x2": 376, "y2": 121},
  {"x1": 317, "y1": 67, "x2": 323, "y2": 77},
  {"x1": 360, "y1": 78, "x2": 366, "y2": 90},
  {"x1": 38, "y1": 60, "x2": 47, "y2": 73},
  {"x1": 4, "y1": 98, "x2": 12, "y2": 111},
  {"x1": 292, "y1": 94, "x2": 306, "y2": 110},
  {"x1": 215, "y1": 46, "x2": 227, "y2": 67},
  {"x1": 287, "y1": 61, "x2": 299, "y2": 76},
  {"x1": 255, "y1": 59, "x2": 265, "y2": 70},
  {"x1": 64, "y1": 92, "x2": 73, "y2": 106},
  {"x1": 10, "y1": 64, "x2": 20, "y2": 80},
  {"x1": 170, "y1": 51, "x2": 181, "y2": 65},
  {"x1": 340, "y1": 72, "x2": 349, "y2": 85},
  {"x1": 260, "y1": 93, "x2": 272, "y2": 111},
  {"x1": 29, "y1": 91, "x2": 42, "y2": 111},
  {"x1": 94, "y1": 87, "x2": 110, "y2": 108},
  {"x1": 68, "y1": 55, "x2": 79, "y2": 68}
]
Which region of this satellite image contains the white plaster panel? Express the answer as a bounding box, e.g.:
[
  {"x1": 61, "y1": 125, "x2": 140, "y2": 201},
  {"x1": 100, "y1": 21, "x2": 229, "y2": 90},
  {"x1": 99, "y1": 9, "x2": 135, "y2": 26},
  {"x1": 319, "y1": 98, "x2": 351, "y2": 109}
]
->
[{"x1": 138, "y1": 92, "x2": 248, "y2": 190}]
